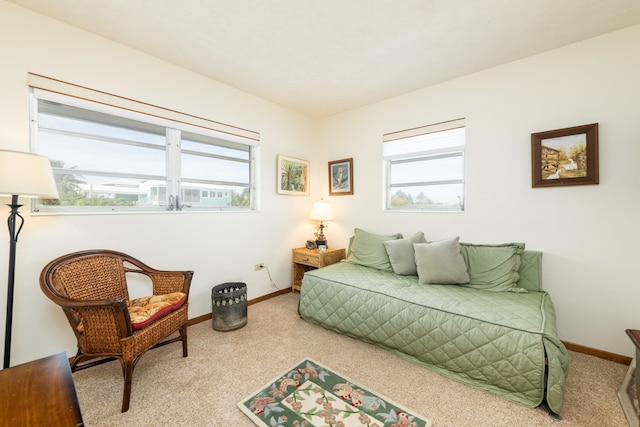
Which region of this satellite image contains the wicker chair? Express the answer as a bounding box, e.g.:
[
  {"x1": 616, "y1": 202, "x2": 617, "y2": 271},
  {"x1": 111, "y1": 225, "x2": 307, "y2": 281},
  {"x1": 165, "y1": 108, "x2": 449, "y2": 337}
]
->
[{"x1": 39, "y1": 249, "x2": 193, "y2": 412}]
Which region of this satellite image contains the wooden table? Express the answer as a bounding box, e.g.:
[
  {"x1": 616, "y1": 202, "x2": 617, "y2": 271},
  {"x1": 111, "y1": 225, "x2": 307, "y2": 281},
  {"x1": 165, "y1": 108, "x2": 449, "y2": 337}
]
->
[
  {"x1": 0, "y1": 352, "x2": 84, "y2": 426},
  {"x1": 291, "y1": 247, "x2": 346, "y2": 292}
]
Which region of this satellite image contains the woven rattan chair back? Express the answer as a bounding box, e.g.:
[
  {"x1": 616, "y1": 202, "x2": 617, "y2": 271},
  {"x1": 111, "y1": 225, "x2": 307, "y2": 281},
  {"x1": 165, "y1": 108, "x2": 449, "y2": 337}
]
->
[{"x1": 48, "y1": 254, "x2": 129, "y2": 301}]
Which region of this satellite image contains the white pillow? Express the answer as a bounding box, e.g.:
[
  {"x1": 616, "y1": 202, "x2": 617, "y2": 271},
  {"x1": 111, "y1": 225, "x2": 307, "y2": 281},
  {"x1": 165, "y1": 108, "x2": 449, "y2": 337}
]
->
[
  {"x1": 383, "y1": 232, "x2": 427, "y2": 275},
  {"x1": 414, "y1": 236, "x2": 470, "y2": 285}
]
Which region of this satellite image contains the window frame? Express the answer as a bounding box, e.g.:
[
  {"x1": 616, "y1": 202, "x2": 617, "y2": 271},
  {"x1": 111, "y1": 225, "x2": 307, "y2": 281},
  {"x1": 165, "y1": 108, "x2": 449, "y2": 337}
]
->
[
  {"x1": 383, "y1": 119, "x2": 466, "y2": 212},
  {"x1": 29, "y1": 88, "x2": 260, "y2": 214}
]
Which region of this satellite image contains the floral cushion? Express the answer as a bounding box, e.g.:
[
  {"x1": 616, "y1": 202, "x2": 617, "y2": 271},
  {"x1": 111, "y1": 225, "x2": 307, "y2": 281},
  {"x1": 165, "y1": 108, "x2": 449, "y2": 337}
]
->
[{"x1": 127, "y1": 292, "x2": 186, "y2": 331}]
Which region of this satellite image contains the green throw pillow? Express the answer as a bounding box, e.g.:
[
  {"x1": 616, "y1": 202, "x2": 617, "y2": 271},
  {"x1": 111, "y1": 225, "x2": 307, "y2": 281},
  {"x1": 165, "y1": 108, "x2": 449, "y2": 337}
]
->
[
  {"x1": 345, "y1": 228, "x2": 402, "y2": 271},
  {"x1": 517, "y1": 250, "x2": 543, "y2": 292},
  {"x1": 383, "y1": 232, "x2": 427, "y2": 275},
  {"x1": 459, "y1": 242, "x2": 527, "y2": 293},
  {"x1": 414, "y1": 236, "x2": 470, "y2": 285}
]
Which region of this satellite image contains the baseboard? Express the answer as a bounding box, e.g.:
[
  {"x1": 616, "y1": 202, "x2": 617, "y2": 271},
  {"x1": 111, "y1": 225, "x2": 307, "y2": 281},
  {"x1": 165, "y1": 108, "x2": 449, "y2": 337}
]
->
[
  {"x1": 247, "y1": 287, "x2": 293, "y2": 305},
  {"x1": 187, "y1": 289, "x2": 633, "y2": 366},
  {"x1": 186, "y1": 287, "x2": 292, "y2": 326},
  {"x1": 562, "y1": 340, "x2": 631, "y2": 365}
]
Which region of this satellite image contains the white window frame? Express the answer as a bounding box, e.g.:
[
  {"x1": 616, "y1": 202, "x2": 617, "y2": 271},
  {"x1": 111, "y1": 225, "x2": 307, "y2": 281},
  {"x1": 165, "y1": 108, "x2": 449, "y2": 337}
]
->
[
  {"x1": 383, "y1": 118, "x2": 465, "y2": 212},
  {"x1": 27, "y1": 75, "x2": 260, "y2": 214}
]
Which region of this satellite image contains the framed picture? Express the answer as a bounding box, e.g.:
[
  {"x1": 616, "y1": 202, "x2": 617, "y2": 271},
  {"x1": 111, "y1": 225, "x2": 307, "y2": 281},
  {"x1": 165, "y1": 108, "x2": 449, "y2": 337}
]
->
[
  {"x1": 277, "y1": 154, "x2": 309, "y2": 196},
  {"x1": 328, "y1": 158, "x2": 353, "y2": 196},
  {"x1": 531, "y1": 123, "x2": 599, "y2": 188}
]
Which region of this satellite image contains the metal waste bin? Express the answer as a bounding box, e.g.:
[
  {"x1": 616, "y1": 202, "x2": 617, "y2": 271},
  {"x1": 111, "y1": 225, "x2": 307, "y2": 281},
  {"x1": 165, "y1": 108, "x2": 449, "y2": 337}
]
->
[{"x1": 211, "y1": 282, "x2": 247, "y2": 331}]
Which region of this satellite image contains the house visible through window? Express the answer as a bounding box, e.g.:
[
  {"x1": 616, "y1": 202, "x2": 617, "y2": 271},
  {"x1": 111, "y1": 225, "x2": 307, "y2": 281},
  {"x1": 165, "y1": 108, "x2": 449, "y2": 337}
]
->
[
  {"x1": 29, "y1": 82, "x2": 259, "y2": 213},
  {"x1": 383, "y1": 118, "x2": 465, "y2": 212}
]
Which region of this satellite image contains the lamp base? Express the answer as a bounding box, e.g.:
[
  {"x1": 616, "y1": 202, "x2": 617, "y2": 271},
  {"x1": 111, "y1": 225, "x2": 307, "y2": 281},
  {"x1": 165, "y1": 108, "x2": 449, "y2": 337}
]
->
[
  {"x1": 315, "y1": 221, "x2": 328, "y2": 248},
  {"x1": 4, "y1": 195, "x2": 23, "y2": 369}
]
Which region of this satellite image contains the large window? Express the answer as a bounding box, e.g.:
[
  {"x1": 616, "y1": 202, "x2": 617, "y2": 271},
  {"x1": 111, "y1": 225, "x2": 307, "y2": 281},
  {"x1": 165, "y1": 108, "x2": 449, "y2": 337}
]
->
[
  {"x1": 29, "y1": 80, "x2": 259, "y2": 213},
  {"x1": 383, "y1": 118, "x2": 465, "y2": 212}
]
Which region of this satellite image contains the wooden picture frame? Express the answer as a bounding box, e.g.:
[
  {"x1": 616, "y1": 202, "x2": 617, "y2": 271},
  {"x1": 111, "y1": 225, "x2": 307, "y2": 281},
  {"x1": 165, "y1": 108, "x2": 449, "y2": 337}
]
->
[
  {"x1": 531, "y1": 123, "x2": 599, "y2": 188},
  {"x1": 328, "y1": 158, "x2": 353, "y2": 196},
  {"x1": 277, "y1": 154, "x2": 309, "y2": 196}
]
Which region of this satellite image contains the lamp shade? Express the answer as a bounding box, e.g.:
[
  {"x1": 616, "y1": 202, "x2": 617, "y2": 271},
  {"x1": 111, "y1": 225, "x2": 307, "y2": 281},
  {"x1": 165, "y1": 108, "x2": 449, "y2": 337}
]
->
[
  {"x1": 0, "y1": 150, "x2": 58, "y2": 199},
  {"x1": 309, "y1": 199, "x2": 333, "y2": 221}
]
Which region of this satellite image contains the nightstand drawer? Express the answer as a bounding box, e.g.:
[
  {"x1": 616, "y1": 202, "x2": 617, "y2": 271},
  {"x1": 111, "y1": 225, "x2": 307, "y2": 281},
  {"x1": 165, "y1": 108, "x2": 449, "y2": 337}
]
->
[{"x1": 292, "y1": 251, "x2": 320, "y2": 267}]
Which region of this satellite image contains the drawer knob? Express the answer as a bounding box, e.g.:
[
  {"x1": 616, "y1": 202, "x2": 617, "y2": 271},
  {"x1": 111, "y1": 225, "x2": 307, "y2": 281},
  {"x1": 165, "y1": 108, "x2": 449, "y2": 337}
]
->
[{"x1": 301, "y1": 257, "x2": 309, "y2": 261}]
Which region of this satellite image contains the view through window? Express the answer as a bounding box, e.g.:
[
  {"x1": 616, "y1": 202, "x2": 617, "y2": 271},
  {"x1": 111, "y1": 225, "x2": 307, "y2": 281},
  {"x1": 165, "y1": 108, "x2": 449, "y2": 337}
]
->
[
  {"x1": 31, "y1": 92, "x2": 257, "y2": 213},
  {"x1": 383, "y1": 119, "x2": 465, "y2": 211}
]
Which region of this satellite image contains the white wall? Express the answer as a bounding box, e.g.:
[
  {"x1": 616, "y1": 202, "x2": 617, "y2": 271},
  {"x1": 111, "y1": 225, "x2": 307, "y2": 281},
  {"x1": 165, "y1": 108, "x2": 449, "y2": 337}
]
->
[
  {"x1": 318, "y1": 24, "x2": 640, "y2": 356},
  {"x1": 2, "y1": 0, "x2": 638, "y2": 365},
  {"x1": 0, "y1": 1, "x2": 323, "y2": 365}
]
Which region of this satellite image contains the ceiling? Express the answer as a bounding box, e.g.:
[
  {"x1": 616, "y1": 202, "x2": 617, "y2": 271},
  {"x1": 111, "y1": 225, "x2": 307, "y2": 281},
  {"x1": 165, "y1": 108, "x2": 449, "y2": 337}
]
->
[{"x1": 9, "y1": 0, "x2": 640, "y2": 118}]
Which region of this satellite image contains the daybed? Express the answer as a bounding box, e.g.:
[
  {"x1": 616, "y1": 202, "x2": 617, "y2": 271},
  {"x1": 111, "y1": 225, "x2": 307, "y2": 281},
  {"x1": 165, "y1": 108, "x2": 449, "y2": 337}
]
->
[{"x1": 298, "y1": 229, "x2": 569, "y2": 416}]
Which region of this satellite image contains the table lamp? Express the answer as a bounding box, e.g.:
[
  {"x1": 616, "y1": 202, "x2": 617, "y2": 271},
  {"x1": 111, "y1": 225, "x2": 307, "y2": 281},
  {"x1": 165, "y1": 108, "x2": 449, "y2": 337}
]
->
[
  {"x1": 309, "y1": 199, "x2": 333, "y2": 247},
  {"x1": 0, "y1": 150, "x2": 58, "y2": 368}
]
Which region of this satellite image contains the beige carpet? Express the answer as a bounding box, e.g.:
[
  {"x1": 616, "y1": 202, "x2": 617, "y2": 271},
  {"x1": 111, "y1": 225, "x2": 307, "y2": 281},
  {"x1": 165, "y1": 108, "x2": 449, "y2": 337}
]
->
[{"x1": 72, "y1": 292, "x2": 630, "y2": 426}]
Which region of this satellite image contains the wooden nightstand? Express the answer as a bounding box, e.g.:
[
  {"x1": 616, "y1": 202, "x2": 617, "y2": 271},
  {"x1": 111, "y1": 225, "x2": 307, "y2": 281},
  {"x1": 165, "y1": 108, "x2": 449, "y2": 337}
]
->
[{"x1": 291, "y1": 247, "x2": 346, "y2": 292}]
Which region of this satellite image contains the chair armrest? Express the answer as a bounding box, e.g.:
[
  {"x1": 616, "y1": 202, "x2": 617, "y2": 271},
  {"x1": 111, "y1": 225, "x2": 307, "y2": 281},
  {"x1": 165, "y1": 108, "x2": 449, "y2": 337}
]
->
[
  {"x1": 60, "y1": 297, "x2": 133, "y2": 340},
  {"x1": 148, "y1": 270, "x2": 193, "y2": 296},
  {"x1": 121, "y1": 255, "x2": 193, "y2": 296},
  {"x1": 124, "y1": 268, "x2": 193, "y2": 296}
]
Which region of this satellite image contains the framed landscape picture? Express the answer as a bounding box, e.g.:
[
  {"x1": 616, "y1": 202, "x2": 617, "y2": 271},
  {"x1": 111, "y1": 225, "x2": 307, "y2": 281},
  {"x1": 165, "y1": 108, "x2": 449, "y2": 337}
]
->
[
  {"x1": 531, "y1": 123, "x2": 599, "y2": 188},
  {"x1": 277, "y1": 154, "x2": 309, "y2": 196},
  {"x1": 328, "y1": 158, "x2": 353, "y2": 196}
]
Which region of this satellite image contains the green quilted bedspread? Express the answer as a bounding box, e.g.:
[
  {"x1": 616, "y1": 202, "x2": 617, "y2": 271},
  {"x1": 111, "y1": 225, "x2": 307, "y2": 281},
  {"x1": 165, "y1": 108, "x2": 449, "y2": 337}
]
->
[{"x1": 298, "y1": 262, "x2": 569, "y2": 414}]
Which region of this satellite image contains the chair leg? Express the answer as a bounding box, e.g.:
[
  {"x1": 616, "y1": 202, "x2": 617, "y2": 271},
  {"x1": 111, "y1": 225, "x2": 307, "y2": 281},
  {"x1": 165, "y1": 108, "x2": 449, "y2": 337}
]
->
[
  {"x1": 69, "y1": 349, "x2": 84, "y2": 371},
  {"x1": 121, "y1": 361, "x2": 134, "y2": 412},
  {"x1": 180, "y1": 325, "x2": 188, "y2": 357}
]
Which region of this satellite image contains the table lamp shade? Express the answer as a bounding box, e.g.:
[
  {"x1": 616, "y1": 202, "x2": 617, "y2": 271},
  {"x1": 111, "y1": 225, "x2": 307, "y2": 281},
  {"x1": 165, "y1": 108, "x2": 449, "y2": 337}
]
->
[
  {"x1": 0, "y1": 150, "x2": 59, "y2": 199},
  {"x1": 309, "y1": 200, "x2": 333, "y2": 221}
]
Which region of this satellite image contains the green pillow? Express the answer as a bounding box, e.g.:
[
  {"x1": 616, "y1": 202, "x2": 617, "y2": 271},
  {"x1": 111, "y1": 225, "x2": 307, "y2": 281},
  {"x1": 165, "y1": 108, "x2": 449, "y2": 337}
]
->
[
  {"x1": 383, "y1": 232, "x2": 427, "y2": 275},
  {"x1": 459, "y1": 242, "x2": 527, "y2": 293},
  {"x1": 517, "y1": 250, "x2": 543, "y2": 292},
  {"x1": 414, "y1": 236, "x2": 470, "y2": 285},
  {"x1": 345, "y1": 228, "x2": 402, "y2": 271}
]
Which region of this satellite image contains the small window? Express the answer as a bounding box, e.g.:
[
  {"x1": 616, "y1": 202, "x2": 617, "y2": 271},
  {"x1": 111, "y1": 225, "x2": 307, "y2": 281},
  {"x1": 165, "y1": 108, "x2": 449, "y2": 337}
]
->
[{"x1": 383, "y1": 119, "x2": 465, "y2": 211}]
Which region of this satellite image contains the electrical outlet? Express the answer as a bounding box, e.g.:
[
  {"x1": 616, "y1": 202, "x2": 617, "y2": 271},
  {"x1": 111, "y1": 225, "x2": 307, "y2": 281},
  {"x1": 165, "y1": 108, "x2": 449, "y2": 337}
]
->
[{"x1": 254, "y1": 263, "x2": 264, "y2": 271}]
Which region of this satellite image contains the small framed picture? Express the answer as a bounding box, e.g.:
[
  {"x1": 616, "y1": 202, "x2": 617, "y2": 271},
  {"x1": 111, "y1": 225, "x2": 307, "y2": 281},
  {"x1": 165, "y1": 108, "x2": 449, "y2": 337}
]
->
[
  {"x1": 328, "y1": 158, "x2": 353, "y2": 196},
  {"x1": 531, "y1": 123, "x2": 599, "y2": 188},
  {"x1": 277, "y1": 154, "x2": 309, "y2": 196}
]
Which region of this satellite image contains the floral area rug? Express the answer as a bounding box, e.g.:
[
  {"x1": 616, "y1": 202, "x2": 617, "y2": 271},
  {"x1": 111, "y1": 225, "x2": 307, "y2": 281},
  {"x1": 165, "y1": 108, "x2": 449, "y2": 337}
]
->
[{"x1": 238, "y1": 358, "x2": 432, "y2": 427}]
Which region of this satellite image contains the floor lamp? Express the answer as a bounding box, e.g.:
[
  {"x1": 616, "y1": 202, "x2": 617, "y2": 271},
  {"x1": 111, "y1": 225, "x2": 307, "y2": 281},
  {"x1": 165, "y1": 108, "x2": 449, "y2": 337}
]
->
[{"x1": 0, "y1": 150, "x2": 58, "y2": 369}]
